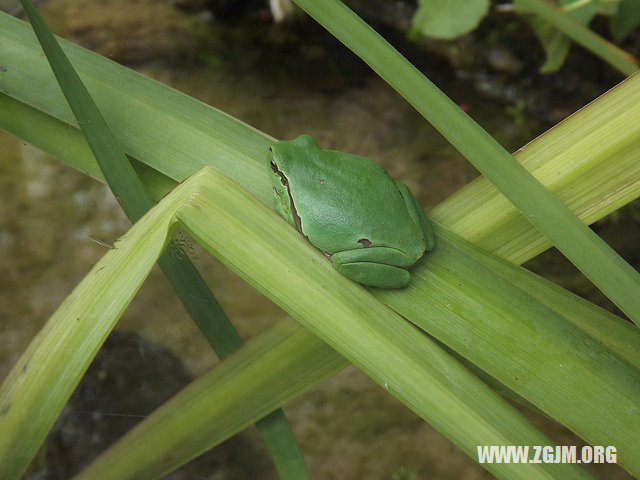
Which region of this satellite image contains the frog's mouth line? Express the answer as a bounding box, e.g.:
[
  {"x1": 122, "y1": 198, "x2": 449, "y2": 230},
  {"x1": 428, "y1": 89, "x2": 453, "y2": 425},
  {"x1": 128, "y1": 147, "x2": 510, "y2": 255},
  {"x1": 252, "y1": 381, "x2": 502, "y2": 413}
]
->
[{"x1": 270, "y1": 160, "x2": 305, "y2": 236}]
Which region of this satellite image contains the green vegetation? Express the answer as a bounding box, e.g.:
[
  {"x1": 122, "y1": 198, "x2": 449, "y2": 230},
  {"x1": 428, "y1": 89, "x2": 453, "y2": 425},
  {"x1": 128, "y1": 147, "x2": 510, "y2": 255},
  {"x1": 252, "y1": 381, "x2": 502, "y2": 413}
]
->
[{"x1": 0, "y1": 1, "x2": 638, "y2": 478}]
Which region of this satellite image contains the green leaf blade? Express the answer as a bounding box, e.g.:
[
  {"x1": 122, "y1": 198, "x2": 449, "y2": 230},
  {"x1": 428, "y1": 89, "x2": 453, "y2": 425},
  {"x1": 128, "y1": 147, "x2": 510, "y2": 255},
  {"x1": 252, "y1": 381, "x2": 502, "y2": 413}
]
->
[
  {"x1": 18, "y1": 0, "x2": 152, "y2": 223},
  {"x1": 516, "y1": 0, "x2": 639, "y2": 75}
]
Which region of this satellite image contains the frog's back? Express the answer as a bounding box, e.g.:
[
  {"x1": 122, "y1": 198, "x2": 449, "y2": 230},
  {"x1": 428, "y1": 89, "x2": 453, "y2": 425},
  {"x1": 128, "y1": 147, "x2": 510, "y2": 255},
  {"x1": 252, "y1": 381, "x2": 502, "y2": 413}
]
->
[{"x1": 286, "y1": 144, "x2": 425, "y2": 260}]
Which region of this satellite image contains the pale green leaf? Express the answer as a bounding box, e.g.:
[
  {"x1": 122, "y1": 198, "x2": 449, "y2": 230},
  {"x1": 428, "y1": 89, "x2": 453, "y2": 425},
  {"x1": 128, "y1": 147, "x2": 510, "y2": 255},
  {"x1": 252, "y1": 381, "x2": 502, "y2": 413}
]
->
[
  {"x1": 610, "y1": 0, "x2": 640, "y2": 40},
  {"x1": 411, "y1": 0, "x2": 490, "y2": 40}
]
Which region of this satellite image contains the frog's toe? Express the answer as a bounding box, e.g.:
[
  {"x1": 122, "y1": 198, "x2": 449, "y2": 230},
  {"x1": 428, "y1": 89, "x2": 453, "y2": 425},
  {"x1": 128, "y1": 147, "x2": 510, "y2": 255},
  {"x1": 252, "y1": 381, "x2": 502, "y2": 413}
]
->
[{"x1": 334, "y1": 262, "x2": 410, "y2": 288}]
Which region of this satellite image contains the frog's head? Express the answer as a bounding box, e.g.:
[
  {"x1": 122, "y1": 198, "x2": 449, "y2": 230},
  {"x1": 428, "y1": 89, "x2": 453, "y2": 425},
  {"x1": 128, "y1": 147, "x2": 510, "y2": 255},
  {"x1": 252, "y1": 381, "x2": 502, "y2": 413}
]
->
[{"x1": 268, "y1": 134, "x2": 319, "y2": 170}]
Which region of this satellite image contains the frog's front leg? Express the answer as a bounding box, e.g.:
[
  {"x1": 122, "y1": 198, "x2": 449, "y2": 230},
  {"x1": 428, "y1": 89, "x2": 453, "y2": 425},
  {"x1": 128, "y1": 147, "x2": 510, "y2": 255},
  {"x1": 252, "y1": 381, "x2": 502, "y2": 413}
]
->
[
  {"x1": 330, "y1": 247, "x2": 416, "y2": 288},
  {"x1": 394, "y1": 180, "x2": 435, "y2": 250}
]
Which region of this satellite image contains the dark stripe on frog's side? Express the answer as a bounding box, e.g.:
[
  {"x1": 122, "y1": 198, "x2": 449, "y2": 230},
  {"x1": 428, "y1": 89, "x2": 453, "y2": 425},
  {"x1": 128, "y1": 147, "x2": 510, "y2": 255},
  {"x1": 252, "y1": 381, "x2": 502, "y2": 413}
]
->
[{"x1": 270, "y1": 160, "x2": 305, "y2": 236}]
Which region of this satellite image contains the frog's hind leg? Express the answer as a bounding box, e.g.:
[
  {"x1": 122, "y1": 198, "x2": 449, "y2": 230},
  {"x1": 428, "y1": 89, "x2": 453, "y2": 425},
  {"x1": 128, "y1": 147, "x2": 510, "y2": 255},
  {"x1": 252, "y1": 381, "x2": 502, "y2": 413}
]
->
[
  {"x1": 331, "y1": 249, "x2": 411, "y2": 288},
  {"x1": 394, "y1": 180, "x2": 435, "y2": 250},
  {"x1": 335, "y1": 261, "x2": 410, "y2": 288}
]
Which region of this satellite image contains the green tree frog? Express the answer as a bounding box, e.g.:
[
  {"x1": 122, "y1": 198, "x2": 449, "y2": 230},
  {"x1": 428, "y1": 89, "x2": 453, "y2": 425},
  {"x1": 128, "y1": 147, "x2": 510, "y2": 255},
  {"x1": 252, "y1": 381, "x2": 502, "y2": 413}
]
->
[{"x1": 267, "y1": 135, "x2": 435, "y2": 288}]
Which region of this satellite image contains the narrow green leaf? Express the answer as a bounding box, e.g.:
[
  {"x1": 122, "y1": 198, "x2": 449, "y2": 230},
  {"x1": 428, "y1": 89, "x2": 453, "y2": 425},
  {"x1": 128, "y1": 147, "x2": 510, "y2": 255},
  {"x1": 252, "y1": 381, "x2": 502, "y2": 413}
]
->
[
  {"x1": 515, "y1": 0, "x2": 598, "y2": 73},
  {"x1": 291, "y1": 0, "x2": 640, "y2": 325},
  {"x1": 611, "y1": 0, "x2": 640, "y2": 41},
  {"x1": 16, "y1": 2, "x2": 308, "y2": 477},
  {"x1": 516, "y1": 0, "x2": 639, "y2": 75},
  {"x1": 17, "y1": 0, "x2": 149, "y2": 222}
]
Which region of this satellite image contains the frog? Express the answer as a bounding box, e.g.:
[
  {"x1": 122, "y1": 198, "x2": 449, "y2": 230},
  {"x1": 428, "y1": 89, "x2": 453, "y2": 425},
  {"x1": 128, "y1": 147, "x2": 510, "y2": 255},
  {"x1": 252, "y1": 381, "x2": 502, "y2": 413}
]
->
[{"x1": 267, "y1": 134, "x2": 435, "y2": 288}]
